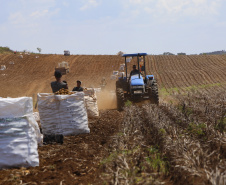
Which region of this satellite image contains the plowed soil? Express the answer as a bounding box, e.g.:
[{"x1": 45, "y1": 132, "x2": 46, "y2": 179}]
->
[
  {"x1": 1, "y1": 54, "x2": 225, "y2": 98},
  {"x1": 147, "y1": 55, "x2": 226, "y2": 92},
  {"x1": 0, "y1": 110, "x2": 123, "y2": 185},
  {"x1": 0, "y1": 54, "x2": 226, "y2": 184}
]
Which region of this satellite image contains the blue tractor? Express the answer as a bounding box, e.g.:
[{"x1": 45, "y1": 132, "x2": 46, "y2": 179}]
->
[{"x1": 116, "y1": 53, "x2": 159, "y2": 111}]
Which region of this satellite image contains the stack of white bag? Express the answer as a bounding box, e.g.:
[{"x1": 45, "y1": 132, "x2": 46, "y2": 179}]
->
[
  {"x1": 0, "y1": 97, "x2": 41, "y2": 169},
  {"x1": 37, "y1": 92, "x2": 90, "y2": 136},
  {"x1": 84, "y1": 88, "x2": 99, "y2": 118}
]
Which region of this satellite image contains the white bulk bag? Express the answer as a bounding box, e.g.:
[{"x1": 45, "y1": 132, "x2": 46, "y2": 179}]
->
[
  {"x1": 113, "y1": 71, "x2": 119, "y2": 76},
  {"x1": 84, "y1": 89, "x2": 99, "y2": 118},
  {"x1": 0, "y1": 97, "x2": 41, "y2": 169},
  {"x1": 94, "y1": 88, "x2": 102, "y2": 93},
  {"x1": 0, "y1": 65, "x2": 6, "y2": 70},
  {"x1": 84, "y1": 88, "x2": 95, "y2": 97},
  {"x1": 126, "y1": 57, "x2": 132, "y2": 63},
  {"x1": 111, "y1": 75, "x2": 117, "y2": 80},
  {"x1": 84, "y1": 96, "x2": 99, "y2": 117},
  {"x1": 37, "y1": 92, "x2": 89, "y2": 136},
  {"x1": 118, "y1": 72, "x2": 125, "y2": 77},
  {"x1": 119, "y1": 64, "x2": 125, "y2": 71},
  {"x1": 33, "y1": 112, "x2": 40, "y2": 122}
]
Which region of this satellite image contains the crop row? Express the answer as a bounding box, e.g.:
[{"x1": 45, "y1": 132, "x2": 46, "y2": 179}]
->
[{"x1": 99, "y1": 88, "x2": 226, "y2": 184}]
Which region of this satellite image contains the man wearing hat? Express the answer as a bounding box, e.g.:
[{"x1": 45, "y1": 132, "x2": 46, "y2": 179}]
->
[
  {"x1": 51, "y1": 70, "x2": 68, "y2": 93},
  {"x1": 72, "y1": 80, "x2": 83, "y2": 91}
]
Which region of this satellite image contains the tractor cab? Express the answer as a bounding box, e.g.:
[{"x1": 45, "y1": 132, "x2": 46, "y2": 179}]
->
[{"x1": 116, "y1": 53, "x2": 159, "y2": 111}]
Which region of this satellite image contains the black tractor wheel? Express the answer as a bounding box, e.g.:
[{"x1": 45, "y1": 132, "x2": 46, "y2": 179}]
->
[
  {"x1": 116, "y1": 80, "x2": 121, "y2": 89},
  {"x1": 116, "y1": 88, "x2": 125, "y2": 111},
  {"x1": 149, "y1": 79, "x2": 159, "y2": 105}
]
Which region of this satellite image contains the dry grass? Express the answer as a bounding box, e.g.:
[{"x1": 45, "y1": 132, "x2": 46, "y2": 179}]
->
[
  {"x1": 98, "y1": 88, "x2": 226, "y2": 185},
  {"x1": 98, "y1": 106, "x2": 170, "y2": 184}
]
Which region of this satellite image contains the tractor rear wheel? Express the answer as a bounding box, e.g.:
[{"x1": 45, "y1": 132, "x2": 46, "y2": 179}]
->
[
  {"x1": 116, "y1": 88, "x2": 125, "y2": 111},
  {"x1": 149, "y1": 79, "x2": 159, "y2": 105}
]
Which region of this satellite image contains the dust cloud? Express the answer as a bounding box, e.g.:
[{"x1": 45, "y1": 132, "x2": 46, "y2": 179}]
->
[{"x1": 97, "y1": 90, "x2": 117, "y2": 110}]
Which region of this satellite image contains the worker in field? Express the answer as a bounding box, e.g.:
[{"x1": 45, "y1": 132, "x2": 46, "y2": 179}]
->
[
  {"x1": 51, "y1": 70, "x2": 68, "y2": 93},
  {"x1": 129, "y1": 65, "x2": 140, "y2": 79},
  {"x1": 72, "y1": 80, "x2": 83, "y2": 91}
]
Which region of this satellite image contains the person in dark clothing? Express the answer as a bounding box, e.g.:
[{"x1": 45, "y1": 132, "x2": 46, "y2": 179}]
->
[
  {"x1": 129, "y1": 65, "x2": 140, "y2": 81},
  {"x1": 72, "y1": 80, "x2": 83, "y2": 91},
  {"x1": 130, "y1": 65, "x2": 140, "y2": 76},
  {"x1": 51, "y1": 71, "x2": 68, "y2": 93}
]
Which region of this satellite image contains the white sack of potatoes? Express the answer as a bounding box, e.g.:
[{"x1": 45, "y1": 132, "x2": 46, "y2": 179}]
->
[
  {"x1": 37, "y1": 92, "x2": 89, "y2": 136},
  {"x1": 0, "y1": 97, "x2": 41, "y2": 169}
]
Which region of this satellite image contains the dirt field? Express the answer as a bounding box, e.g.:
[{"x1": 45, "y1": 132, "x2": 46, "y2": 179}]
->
[
  {"x1": 0, "y1": 54, "x2": 226, "y2": 184},
  {"x1": 0, "y1": 54, "x2": 225, "y2": 98}
]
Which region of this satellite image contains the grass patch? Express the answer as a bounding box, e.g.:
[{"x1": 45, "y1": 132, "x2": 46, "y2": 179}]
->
[
  {"x1": 184, "y1": 83, "x2": 222, "y2": 91},
  {"x1": 146, "y1": 146, "x2": 169, "y2": 174},
  {"x1": 159, "y1": 128, "x2": 166, "y2": 135},
  {"x1": 178, "y1": 104, "x2": 193, "y2": 117},
  {"x1": 186, "y1": 122, "x2": 207, "y2": 137},
  {"x1": 125, "y1": 100, "x2": 132, "y2": 107},
  {"x1": 100, "y1": 151, "x2": 118, "y2": 165},
  {"x1": 215, "y1": 117, "x2": 226, "y2": 133},
  {"x1": 100, "y1": 144, "x2": 169, "y2": 183},
  {"x1": 169, "y1": 87, "x2": 180, "y2": 94},
  {"x1": 185, "y1": 85, "x2": 198, "y2": 91},
  {"x1": 159, "y1": 88, "x2": 170, "y2": 96},
  {"x1": 159, "y1": 87, "x2": 180, "y2": 95},
  {"x1": 160, "y1": 83, "x2": 223, "y2": 97}
]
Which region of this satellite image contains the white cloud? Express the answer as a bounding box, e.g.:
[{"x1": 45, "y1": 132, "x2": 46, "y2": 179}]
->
[
  {"x1": 62, "y1": 1, "x2": 69, "y2": 7},
  {"x1": 80, "y1": 0, "x2": 99, "y2": 11},
  {"x1": 123, "y1": 0, "x2": 223, "y2": 20},
  {"x1": 9, "y1": 12, "x2": 26, "y2": 24},
  {"x1": 157, "y1": 0, "x2": 221, "y2": 16},
  {"x1": 19, "y1": 0, "x2": 56, "y2": 6},
  {"x1": 1, "y1": 0, "x2": 225, "y2": 54},
  {"x1": 30, "y1": 9, "x2": 49, "y2": 18},
  {"x1": 7, "y1": 0, "x2": 59, "y2": 25},
  {"x1": 4, "y1": 0, "x2": 60, "y2": 43},
  {"x1": 192, "y1": 0, "x2": 206, "y2": 5},
  {"x1": 129, "y1": 0, "x2": 154, "y2": 4},
  {"x1": 157, "y1": 0, "x2": 189, "y2": 13}
]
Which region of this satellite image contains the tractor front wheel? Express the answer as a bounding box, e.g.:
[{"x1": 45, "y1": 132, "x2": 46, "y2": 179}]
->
[
  {"x1": 116, "y1": 88, "x2": 125, "y2": 111},
  {"x1": 149, "y1": 79, "x2": 159, "y2": 105}
]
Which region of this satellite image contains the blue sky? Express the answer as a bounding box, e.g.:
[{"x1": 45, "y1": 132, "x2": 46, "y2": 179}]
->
[{"x1": 0, "y1": 0, "x2": 225, "y2": 55}]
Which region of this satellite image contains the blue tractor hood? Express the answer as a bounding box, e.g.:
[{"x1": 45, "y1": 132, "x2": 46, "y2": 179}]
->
[{"x1": 130, "y1": 75, "x2": 144, "y2": 86}]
